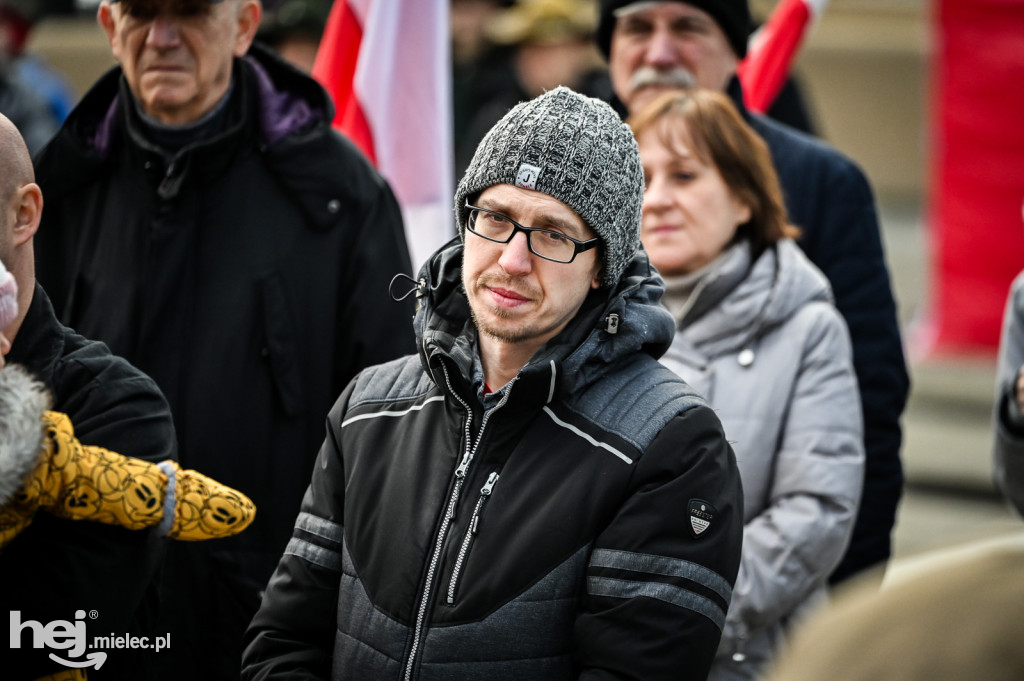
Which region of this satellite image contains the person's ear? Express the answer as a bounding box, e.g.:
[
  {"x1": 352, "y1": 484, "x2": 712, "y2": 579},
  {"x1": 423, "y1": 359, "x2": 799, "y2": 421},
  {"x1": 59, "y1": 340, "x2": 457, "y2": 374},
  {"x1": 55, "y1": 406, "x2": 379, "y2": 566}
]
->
[
  {"x1": 11, "y1": 183, "x2": 43, "y2": 247},
  {"x1": 732, "y1": 192, "x2": 752, "y2": 228},
  {"x1": 233, "y1": 0, "x2": 262, "y2": 57},
  {"x1": 736, "y1": 202, "x2": 752, "y2": 226},
  {"x1": 97, "y1": 2, "x2": 120, "y2": 57}
]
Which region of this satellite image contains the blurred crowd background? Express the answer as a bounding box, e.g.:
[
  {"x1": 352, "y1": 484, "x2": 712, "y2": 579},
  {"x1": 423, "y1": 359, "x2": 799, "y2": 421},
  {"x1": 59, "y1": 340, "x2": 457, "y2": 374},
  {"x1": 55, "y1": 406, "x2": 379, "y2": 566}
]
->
[{"x1": 3, "y1": 0, "x2": 1023, "y2": 562}]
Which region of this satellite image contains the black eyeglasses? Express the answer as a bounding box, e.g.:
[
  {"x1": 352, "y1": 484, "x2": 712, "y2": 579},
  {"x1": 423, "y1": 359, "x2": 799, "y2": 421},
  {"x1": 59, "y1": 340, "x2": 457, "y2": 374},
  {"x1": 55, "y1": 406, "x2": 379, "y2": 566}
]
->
[{"x1": 464, "y1": 204, "x2": 599, "y2": 264}]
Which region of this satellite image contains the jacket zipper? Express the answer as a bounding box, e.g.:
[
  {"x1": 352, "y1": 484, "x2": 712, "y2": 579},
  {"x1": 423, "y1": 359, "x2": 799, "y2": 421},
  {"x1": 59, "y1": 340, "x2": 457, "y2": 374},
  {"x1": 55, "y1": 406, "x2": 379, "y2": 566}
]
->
[
  {"x1": 446, "y1": 471, "x2": 500, "y2": 606},
  {"x1": 402, "y1": 364, "x2": 512, "y2": 681}
]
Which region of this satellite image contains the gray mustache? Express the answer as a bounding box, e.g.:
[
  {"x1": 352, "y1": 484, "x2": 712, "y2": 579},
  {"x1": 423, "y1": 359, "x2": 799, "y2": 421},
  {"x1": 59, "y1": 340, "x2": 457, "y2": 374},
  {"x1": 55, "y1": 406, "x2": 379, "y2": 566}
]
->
[{"x1": 629, "y1": 67, "x2": 697, "y2": 92}]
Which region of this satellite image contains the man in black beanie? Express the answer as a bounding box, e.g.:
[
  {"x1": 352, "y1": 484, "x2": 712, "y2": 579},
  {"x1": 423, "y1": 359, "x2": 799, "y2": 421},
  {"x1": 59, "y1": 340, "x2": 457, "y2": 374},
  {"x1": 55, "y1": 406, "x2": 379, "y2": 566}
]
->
[
  {"x1": 600, "y1": 0, "x2": 750, "y2": 113},
  {"x1": 597, "y1": 0, "x2": 910, "y2": 591}
]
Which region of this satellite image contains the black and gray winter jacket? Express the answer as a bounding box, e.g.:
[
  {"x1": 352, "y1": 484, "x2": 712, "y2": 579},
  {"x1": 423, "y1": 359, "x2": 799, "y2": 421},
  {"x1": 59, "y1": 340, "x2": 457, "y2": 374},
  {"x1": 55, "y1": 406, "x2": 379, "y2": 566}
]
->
[{"x1": 242, "y1": 240, "x2": 744, "y2": 681}]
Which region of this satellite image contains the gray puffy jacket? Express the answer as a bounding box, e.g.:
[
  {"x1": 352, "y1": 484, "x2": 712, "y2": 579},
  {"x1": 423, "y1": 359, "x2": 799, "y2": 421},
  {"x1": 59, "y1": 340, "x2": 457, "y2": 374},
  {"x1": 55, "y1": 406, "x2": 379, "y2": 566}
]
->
[{"x1": 659, "y1": 239, "x2": 864, "y2": 681}]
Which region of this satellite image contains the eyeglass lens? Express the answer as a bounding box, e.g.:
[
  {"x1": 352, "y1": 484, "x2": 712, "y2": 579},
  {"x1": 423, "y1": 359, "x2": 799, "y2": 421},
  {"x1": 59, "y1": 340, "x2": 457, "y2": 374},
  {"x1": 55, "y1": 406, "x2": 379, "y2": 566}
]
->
[{"x1": 469, "y1": 209, "x2": 576, "y2": 262}]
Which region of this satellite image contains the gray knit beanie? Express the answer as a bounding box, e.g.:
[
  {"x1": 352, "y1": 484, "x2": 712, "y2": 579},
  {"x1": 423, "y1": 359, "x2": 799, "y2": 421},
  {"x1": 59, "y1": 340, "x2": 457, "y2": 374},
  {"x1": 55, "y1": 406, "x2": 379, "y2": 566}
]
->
[{"x1": 454, "y1": 86, "x2": 644, "y2": 288}]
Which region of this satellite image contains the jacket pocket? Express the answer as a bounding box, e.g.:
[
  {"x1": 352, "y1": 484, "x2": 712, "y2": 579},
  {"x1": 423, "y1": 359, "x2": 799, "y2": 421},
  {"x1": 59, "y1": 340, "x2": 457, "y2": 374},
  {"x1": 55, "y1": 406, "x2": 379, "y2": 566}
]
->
[{"x1": 260, "y1": 272, "x2": 307, "y2": 416}]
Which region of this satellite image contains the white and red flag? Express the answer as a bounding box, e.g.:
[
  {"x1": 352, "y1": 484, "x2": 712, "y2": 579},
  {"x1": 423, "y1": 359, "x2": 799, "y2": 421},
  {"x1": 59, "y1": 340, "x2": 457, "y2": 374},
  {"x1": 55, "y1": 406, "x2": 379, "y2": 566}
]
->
[
  {"x1": 312, "y1": 0, "x2": 454, "y2": 271},
  {"x1": 737, "y1": 0, "x2": 829, "y2": 114}
]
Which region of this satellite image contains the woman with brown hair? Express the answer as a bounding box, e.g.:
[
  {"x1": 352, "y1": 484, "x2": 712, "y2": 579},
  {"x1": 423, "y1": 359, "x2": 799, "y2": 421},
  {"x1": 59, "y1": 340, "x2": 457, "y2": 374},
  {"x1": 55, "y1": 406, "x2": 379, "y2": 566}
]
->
[{"x1": 630, "y1": 89, "x2": 865, "y2": 681}]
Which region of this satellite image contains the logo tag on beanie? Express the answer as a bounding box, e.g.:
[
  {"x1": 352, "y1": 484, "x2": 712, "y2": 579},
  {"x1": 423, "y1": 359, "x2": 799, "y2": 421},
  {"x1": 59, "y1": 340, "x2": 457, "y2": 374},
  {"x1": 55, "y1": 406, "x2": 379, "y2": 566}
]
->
[{"x1": 515, "y1": 163, "x2": 542, "y2": 190}]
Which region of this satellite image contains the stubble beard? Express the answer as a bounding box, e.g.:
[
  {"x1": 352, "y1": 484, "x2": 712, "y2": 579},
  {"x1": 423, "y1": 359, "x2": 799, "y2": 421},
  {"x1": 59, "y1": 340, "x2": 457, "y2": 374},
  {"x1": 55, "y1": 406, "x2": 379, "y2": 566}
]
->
[{"x1": 466, "y1": 274, "x2": 547, "y2": 345}]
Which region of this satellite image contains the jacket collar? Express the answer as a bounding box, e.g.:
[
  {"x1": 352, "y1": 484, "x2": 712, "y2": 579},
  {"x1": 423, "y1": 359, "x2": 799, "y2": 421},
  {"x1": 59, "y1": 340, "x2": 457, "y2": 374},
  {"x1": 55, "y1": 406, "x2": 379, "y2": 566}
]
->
[
  {"x1": 678, "y1": 239, "x2": 833, "y2": 355},
  {"x1": 725, "y1": 75, "x2": 754, "y2": 124},
  {"x1": 37, "y1": 45, "x2": 330, "y2": 199},
  {"x1": 5, "y1": 284, "x2": 66, "y2": 388},
  {"x1": 100, "y1": 44, "x2": 327, "y2": 155},
  {"x1": 666, "y1": 241, "x2": 751, "y2": 327}
]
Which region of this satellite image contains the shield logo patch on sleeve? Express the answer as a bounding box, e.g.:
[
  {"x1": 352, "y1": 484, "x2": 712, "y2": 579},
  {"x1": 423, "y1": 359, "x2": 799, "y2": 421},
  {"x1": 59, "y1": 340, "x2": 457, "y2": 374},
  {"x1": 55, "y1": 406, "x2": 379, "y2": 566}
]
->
[{"x1": 688, "y1": 499, "x2": 716, "y2": 539}]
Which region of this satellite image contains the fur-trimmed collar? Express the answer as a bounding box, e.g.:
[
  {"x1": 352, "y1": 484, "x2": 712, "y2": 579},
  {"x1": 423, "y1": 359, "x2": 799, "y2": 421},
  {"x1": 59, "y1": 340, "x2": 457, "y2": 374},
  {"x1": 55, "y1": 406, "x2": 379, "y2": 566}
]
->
[{"x1": 0, "y1": 364, "x2": 51, "y2": 505}]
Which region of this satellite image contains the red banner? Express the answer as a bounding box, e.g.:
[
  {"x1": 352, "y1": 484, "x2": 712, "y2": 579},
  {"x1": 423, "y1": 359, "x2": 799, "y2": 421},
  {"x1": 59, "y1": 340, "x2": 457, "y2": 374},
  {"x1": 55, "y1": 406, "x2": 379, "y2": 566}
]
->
[
  {"x1": 918, "y1": 0, "x2": 1024, "y2": 356},
  {"x1": 312, "y1": 0, "x2": 376, "y2": 164},
  {"x1": 310, "y1": 0, "x2": 454, "y2": 270}
]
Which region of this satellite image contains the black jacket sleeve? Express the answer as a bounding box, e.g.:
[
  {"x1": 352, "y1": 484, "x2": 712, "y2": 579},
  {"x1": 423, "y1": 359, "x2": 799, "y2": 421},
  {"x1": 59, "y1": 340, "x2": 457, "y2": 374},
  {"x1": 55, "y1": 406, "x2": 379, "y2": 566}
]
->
[{"x1": 576, "y1": 405, "x2": 744, "y2": 681}]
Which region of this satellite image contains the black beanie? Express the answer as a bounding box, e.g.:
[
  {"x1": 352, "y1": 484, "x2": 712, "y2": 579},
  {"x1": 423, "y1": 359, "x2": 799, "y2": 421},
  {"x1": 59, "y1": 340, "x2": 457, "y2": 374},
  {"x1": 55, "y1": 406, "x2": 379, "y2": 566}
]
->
[{"x1": 596, "y1": 0, "x2": 750, "y2": 60}]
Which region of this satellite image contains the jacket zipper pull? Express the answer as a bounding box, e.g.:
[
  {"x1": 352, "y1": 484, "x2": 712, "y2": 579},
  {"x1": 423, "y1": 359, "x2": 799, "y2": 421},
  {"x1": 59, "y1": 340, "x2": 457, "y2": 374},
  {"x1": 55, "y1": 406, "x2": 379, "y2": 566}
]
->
[
  {"x1": 454, "y1": 449, "x2": 474, "y2": 479},
  {"x1": 446, "y1": 471, "x2": 500, "y2": 605},
  {"x1": 448, "y1": 383, "x2": 475, "y2": 522},
  {"x1": 447, "y1": 450, "x2": 475, "y2": 522},
  {"x1": 473, "y1": 472, "x2": 500, "y2": 535}
]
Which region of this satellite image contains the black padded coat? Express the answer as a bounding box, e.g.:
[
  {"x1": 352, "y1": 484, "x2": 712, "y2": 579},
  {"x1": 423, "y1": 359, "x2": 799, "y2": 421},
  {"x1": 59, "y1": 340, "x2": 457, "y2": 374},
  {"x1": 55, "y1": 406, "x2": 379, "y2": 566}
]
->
[
  {"x1": 32, "y1": 45, "x2": 416, "y2": 677},
  {"x1": 243, "y1": 240, "x2": 744, "y2": 681}
]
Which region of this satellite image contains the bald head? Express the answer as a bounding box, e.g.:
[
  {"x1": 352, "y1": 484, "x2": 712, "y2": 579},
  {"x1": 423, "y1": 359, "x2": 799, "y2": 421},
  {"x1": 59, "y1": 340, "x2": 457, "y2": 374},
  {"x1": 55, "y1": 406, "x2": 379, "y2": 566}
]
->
[
  {"x1": 0, "y1": 113, "x2": 42, "y2": 342},
  {"x1": 0, "y1": 114, "x2": 35, "y2": 206}
]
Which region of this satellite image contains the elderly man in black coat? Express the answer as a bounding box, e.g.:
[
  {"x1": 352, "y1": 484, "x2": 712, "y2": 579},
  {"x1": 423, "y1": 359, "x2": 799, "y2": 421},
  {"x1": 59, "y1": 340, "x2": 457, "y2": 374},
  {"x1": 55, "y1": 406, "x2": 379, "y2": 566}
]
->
[{"x1": 31, "y1": 0, "x2": 417, "y2": 677}]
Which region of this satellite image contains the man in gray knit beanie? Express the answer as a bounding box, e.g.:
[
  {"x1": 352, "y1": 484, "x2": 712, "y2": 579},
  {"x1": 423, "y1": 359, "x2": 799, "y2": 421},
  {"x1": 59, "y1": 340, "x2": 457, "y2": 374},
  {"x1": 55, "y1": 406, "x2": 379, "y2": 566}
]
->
[
  {"x1": 245, "y1": 84, "x2": 743, "y2": 681},
  {"x1": 455, "y1": 85, "x2": 644, "y2": 288}
]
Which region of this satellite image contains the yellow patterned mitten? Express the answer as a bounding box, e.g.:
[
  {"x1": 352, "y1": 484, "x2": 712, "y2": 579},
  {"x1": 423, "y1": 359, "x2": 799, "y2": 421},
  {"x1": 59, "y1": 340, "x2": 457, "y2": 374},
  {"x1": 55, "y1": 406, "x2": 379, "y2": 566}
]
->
[
  {"x1": 157, "y1": 460, "x2": 257, "y2": 540},
  {"x1": 0, "y1": 506, "x2": 32, "y2": 548},
  {"x1": 2, "y1": 412, "x2": 255, "y2": 546},
  {"x1": 33, "y1": 669, "x2": 89, "y2": 681},
  {"x1": 14, "y1": 412, "x2": 170, "y2": 531}
]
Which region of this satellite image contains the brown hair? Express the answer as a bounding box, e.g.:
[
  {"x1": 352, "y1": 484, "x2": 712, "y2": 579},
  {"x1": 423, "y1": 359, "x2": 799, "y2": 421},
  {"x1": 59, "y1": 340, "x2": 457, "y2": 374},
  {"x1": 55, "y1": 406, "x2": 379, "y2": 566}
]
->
[{"x1": 627, "y1": 89, "x2": 799, "y2": 260}]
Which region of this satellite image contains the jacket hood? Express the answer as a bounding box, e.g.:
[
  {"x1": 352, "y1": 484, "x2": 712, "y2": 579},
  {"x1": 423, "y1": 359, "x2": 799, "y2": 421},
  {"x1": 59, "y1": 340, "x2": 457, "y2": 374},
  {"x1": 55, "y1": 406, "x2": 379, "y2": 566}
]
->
[
  {"x1": 0, "y1": 364, "x2": 51, "y2": 505},
  {"x1": 245, "y1": 42, "x2": 332, "y2": 146},
  {"x1": 681, "y1": 239, "x2": 833, "y2": 357},
  {"x1": 410, "y1": 238, "x2": 675, "y2": 398}
]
